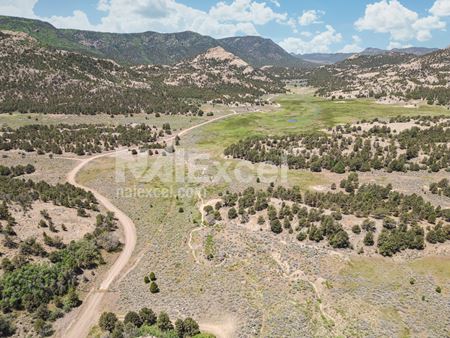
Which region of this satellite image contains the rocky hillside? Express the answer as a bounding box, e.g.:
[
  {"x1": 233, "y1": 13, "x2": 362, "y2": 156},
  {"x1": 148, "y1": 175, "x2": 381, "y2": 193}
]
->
[
  {"x1": 134, "y1": 47, "x2": 284, "y2": 103},
  {"x1": 304, "y1": 48, "x2": 450, "y2": 105},
  {"x1": 0, "y1": 31, "x2": 284, "y2": 114},
  {"x1": 0, "y1": 15, "x2": 309, "y2": 68},
  {"x1": 0, "y1": 30, "x2": 165, "y2": 115}
]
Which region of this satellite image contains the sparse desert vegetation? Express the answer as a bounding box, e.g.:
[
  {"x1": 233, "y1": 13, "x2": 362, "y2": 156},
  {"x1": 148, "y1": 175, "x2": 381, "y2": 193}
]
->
[
  {"x1": 72, "y1": 91, "x2": 449, "y2": 338},
  {"x1": 224, "y1": 115, "x2": 450, "y2": 173},
  {"x1": 0, "y1": 12, "x2": 449, "y2": 337},
  {"x1": 0, "y1": 163, "x2": 122, "y2": 337},
  {"x1": 202, "y1": 176, "x2": 450, "y2": 257}
]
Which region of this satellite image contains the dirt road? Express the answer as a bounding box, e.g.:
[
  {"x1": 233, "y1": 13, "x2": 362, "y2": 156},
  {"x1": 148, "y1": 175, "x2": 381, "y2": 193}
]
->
[
  {"x1": 163, "y1": 109, "x2": 237, "y2": 143},
  {"x1": 63, "y1": 149, "x2": 137, "y2": 338},
  {"x1": 62, "y1": 109, "x2": 240, "y2": 337}
]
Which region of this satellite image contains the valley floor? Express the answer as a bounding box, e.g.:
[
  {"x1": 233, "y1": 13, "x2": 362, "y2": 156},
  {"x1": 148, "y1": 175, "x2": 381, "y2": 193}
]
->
[{"x1": 70, "y1": 93, "x2": 450, "y2": 337}]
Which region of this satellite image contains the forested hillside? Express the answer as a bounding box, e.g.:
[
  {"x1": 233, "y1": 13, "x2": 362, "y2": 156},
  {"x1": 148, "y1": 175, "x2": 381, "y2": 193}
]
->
[
  {"x1": 224, "y1": 115, "x2": 450, "y2": 173},
  {"x1": 0, "y1": 30, "x2": 284, "y2": 114},
  {"x1": 219, "y1": 36, "x2": 312, "y2": 68},
  {"x1": 0, "y1": 30, "x2": 194, "y2": 115},
  {"x1": 0, "y1": 15, "x2": 308, "y2": 68},
  {"x1": 205, "y1": 179, "x2": 450, "y2": 257},
  {"x1": 295, "y1": 47, "x2": 438, "y2": 65}
]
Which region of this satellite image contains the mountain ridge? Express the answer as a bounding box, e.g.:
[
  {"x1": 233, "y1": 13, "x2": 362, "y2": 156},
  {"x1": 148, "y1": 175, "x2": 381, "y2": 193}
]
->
[
  {"x1": 219, "y1": 36, "x2": 311, "y2": 68},
  {"x1": 303, "y1": 47, "x2": 450, "y2": 105},
  {"x1": 0, "y1": 15, "x2": 310, "y2": 68},
  {"x1": 295, "y1": 47, "x2": 439, "y2": 65},
  {"x1": 0, "y1": 30, "x2": 284, "y2": 114}
]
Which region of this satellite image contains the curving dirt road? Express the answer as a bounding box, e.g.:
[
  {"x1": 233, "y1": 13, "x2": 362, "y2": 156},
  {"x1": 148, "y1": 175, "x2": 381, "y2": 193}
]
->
[
  {"x1": 64, "y1": 149, "x2": 137, "y2": 338},
  {"x1": 62, "y1": 109, "x2": 240, "y2": 338},
  {"x1": 165, "y1": 109, "x2": 237, "y2": 142}
]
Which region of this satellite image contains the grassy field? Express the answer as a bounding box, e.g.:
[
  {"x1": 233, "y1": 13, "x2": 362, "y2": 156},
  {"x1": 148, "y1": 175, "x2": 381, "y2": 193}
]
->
[
  {"x1": 183, "y1": 91, "x2": 450, "y2": 192},
  {"x1": 196, "y1": 92, "x2": 450, "y2": 150}
]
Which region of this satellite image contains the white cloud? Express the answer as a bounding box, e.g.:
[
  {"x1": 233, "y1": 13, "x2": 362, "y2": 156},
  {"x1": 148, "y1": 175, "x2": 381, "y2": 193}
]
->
[
  {"x1": 269, "y1": 0, "x2": 280, "y2": 8},
  {"x1": 209, "y1": 0, "x2": 287, "y2": 26},
  {"x1": 279, "y1": 25, "x2": 342, "y2": 54},
  {"x1": 338, "y1": 35, "x2": 364, "y2": 53},
  {"x1": 47, "y1": 10, "x2": 96, "y2": 30},
  {"x1": 387, "y1": 41, "x2": 412, "y2": 49},
  {"x1": 430, "y1": 0, "x2": 450, "y2": 17},
  {"x1": 0, "y1": 0, "x2": 96, "y2": 31},
  {"x1": 0, "y1": 0, "x2": 38, "y2": 19},
  {"x1": 286, "y1": 18, "x2": 298, "y2": 33},
  {"x1": 355, "y1": 0, "x2": 446, "y2": 45},
  {"x1": 0, "y1": 0, "x2": 296, "y2": 38},
  {"x1": 355, "y1": 0, "x2": 418, "y2": 40},
  {"x1": 412, "y1": 15, "x2": 446, "y2": 41},
  {"x1": 298, "y1": 9, "x2": 324, "y2": 26},
  {"x1": 96, "y1": 0, "x2": 265, "y2": 37},
  {"x1": 97, "y1": 0, "x2": 110, "y2": 12}
]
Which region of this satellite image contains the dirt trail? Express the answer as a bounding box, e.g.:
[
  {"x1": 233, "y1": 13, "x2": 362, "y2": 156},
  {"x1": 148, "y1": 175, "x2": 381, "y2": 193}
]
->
[
  {"x1": 187, "y1": 191, "x2": 207, "y2": 265},
  {"x1": 62, "y1": 109, "x2": 240, "y2": 338},
  {"x1": 163, "y1": 109, "x2": 237, "y2": 144},
  {"x1": 63, "y1": 149, "x2": 137, "y2": 338},
  {"x1": 271, "y1": 252, "x2": 336, "y2": 328}
]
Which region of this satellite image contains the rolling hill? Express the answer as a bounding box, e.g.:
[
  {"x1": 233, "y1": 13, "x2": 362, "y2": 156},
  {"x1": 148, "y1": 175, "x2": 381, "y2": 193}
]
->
[{"x1": 303, "y1": 47, "x2": 450, "y2": 105}]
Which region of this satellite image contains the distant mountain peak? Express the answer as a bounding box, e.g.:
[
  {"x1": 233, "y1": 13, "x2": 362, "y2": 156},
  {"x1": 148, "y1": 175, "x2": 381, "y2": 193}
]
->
[
  {"x1": 218, "y1": 35, "x2": 312, "y2": 68},
  {"x1": 294, "y1": 46, "x2": 440, "y2": 65},
  {"x1": 360, "y1": 47, "x2": 385, "y2": 55}
]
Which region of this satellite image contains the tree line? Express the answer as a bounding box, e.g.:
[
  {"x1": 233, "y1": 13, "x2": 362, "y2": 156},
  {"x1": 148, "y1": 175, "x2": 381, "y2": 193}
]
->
[
  {"x1": 224, "y1": 116, "x2": 450, "y2": 173},
  {"x1": 98, "y1": 308, "x2": 211, "y2": 338},
  {"x1": 0, "y1": 123, "x2": 170, "y2": 155}
]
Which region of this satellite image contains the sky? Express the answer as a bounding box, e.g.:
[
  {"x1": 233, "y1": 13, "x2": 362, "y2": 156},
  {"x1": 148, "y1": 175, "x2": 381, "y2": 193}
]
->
[{"x1": 1, "y1": 0, "x2": 450, "y2": 54}]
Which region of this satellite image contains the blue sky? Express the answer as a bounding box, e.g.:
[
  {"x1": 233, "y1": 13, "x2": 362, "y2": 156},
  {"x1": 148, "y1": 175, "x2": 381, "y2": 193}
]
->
[{"x1": 1, "y1": 0, "x2": 450, "y2": 53}]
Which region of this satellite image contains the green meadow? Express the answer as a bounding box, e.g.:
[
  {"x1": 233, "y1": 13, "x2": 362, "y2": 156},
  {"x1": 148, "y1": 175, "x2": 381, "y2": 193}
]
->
[{"x1": 197, "y1": 93, "x2": 450, "y2": 150}]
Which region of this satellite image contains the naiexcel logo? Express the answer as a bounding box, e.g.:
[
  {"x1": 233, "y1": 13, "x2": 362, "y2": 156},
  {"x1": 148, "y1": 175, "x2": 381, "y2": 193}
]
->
[
  {"x1": 116, "y1": 186, "x2": 205, "y2": 199},
  {"x1": 114, "y1": 148, "x2": 288, "y2": 185}
]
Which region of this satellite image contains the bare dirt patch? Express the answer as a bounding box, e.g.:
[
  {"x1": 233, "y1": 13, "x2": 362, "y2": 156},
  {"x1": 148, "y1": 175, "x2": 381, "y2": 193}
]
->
[{"x1": 1, "y1": 201, "x2": 96, "y2": 258}]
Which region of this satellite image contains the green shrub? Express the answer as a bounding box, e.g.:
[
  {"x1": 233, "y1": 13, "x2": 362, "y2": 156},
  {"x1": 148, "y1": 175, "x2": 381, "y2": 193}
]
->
[
  {"x1": 0, "y1": 315, "x2": 15, "y2": 337},
  {"x1": 99, "y1": 312, "x2": 118, "y2": 332},
  {"x1": 139, "y1": 307, "x2": 156, "y2": 326},
  {"x1": 157, "y1": 312, "x2": 173, "y2": 331},
  {"x1": 124, "y1": 311, "x2": 143, "y2": 328},
  {"x1": 150, "y1": 281, "x2": 160, "y2": 294}
]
